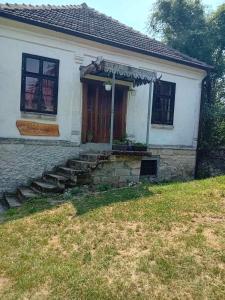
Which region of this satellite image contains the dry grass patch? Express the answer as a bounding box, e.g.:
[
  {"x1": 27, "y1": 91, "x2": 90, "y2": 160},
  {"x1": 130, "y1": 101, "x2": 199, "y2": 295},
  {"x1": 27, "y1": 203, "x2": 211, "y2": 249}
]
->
[
  {"x1": 0, "y1": 276, "x2": 11, "y2": 295},
  {"x1": 23, "y1": 282, "x2": 51, "y2": 300},
  {"x1": 203, "y1": 228, "x2": 222, "y2": 250}
]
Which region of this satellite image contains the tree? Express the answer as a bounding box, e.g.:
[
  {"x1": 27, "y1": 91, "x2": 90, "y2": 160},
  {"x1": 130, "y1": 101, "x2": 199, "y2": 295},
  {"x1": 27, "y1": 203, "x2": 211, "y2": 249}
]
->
[
  {"x1": 149, "y1": 0, "x2": 212, "y2": 61},
  {"x1": 209, "y1": 4, "x2": 225, "y2": 100}
]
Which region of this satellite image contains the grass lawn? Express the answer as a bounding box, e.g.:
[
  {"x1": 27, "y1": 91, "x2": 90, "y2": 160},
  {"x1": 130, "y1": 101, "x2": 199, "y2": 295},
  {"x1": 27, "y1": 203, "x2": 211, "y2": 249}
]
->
[{"x1": 1, "y1": 177, "x2": 225, "y2": 299}]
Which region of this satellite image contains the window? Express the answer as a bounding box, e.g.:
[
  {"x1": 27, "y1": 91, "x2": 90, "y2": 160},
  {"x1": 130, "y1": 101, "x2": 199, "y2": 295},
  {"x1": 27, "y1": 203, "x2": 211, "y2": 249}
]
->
[
  {"x1": 21, "y1": 53, "x2": 59, "y2": 114},
  {"x1": 140, "y1": 159, "x2": 158, "y2": 176},
  {"x1": 151, "y1": 80, "x2": 176, "y2": 125}
]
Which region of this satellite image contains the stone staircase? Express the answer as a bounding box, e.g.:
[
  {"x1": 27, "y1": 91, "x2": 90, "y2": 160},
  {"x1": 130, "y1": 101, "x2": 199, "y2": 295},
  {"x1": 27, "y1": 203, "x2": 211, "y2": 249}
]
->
[{"x1": 0, "y1": 152, "x2": 110, "y2": 210}]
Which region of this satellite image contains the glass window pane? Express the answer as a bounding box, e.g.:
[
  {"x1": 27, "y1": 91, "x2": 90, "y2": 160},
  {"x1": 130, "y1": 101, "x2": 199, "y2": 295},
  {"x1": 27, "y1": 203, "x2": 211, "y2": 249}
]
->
[
  {"x1": 26, "y1": 58, "x2": 40, "y2": 73},
  {"x1": 41, "y1": 79, "x2": 55, "y2": 112},
  {"x1": 24, "y1": 77, "x2": 39, "y2": 110},
  {"x1": 43, "y1": 61, "x2": 57, "y2": 76},
  {"x1": 160, "y1": 82, "x2": 173, "y2": 96}
]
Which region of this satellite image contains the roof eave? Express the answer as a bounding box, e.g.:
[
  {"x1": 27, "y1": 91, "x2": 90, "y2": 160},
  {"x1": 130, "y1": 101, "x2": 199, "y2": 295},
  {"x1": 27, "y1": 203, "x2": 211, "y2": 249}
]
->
[{"x1": 0, "y1": 12, "x2": 214, "y2": 71}]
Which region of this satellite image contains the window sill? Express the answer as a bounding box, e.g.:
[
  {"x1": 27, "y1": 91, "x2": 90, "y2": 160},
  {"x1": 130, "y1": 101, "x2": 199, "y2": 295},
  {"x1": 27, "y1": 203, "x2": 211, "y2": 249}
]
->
[
  {"x1": 21, "y1": 111, "x2": 57, "y2": 121},
  {"x1": 151, "y1": 124, "x2": 174, "y2": 130}
]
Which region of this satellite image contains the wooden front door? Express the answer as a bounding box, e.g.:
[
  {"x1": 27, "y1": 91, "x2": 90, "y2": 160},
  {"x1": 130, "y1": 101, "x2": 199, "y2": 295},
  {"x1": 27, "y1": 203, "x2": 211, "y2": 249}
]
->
[{"x1": 82, "y1": 80, "x2": 128, "y2": 143}]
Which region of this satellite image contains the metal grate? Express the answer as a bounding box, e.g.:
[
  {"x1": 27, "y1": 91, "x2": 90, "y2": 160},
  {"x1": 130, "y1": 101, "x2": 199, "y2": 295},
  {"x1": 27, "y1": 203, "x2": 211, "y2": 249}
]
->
[{"x1": 140, "y1": 160, "x2": 157, "y2": 176}]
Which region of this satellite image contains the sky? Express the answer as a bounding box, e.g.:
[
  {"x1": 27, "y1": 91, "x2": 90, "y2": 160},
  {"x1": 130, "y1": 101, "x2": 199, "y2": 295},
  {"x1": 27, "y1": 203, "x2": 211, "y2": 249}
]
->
[{"x1": 3, "y1": 0, "x2": 225, "y2": 33}]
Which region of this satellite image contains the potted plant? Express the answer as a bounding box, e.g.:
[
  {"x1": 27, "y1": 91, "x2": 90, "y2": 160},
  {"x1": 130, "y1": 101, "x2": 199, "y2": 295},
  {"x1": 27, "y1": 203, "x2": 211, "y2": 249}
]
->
[
  {"x1": 112, "y1": 139, "x2": 129, "y2": 151},
  {"x1": 87, "y1": 130, "x2": 94, "y2": 143},
  {"x1": 104, "y1": 80, "x2": 112, "y2": 91},
  {"x1": 132, "y1": 142, "x2": 147, "y2": 151}
]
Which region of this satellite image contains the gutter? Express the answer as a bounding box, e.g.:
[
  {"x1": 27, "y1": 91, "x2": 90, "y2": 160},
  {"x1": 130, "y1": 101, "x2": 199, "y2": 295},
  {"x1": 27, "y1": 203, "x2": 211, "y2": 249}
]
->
[{"x1": 0, "y1": 12, "x2": 214, "y2": 72}]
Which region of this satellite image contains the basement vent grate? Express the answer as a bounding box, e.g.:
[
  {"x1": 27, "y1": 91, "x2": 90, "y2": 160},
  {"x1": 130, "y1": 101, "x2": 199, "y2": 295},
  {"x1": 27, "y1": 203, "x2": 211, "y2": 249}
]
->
[{"x1": 140, "y1": 159, "x2": 158, "y2": 176}]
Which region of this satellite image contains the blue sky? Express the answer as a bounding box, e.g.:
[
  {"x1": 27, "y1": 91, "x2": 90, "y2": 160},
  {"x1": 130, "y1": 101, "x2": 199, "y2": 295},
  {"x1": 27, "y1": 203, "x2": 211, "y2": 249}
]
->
[{"x1": 3, "y1": 0, "x2": 225, "y2": 33}]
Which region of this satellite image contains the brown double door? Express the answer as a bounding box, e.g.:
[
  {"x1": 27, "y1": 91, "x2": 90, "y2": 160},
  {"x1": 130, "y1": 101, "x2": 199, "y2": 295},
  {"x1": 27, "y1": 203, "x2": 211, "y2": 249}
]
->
[{"x1": 82, "y1": 80, "x2": 128, "y2": 143}]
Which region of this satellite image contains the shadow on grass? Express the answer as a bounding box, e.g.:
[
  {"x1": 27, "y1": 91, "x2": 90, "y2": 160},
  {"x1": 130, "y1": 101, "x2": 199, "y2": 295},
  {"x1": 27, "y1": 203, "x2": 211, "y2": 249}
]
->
[
  {"x1": 1, "y1": 197, "x2": 56, "y2": 224},
  {"x1": 72, "y1": 185, "x2": 153, "y2": 216},
  {"x1": 0, "y1": 184, "x2": 154, "y2": 224}
]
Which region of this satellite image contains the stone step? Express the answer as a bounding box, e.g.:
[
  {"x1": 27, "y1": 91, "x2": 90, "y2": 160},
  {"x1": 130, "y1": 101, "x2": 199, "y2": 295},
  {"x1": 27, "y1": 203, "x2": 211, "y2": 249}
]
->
[
  {"x1": 57, "y1": 166, "x2": 87, "y2": 176},
  {"x1": 79, "y1": 153, "x2": 110, "y2": 162},
  {"x1": 67, "y1": 159, "x2": 96, "y2": 170},
  {"x1": 54, "y1": 172, "x2": 79, "y2": 186},
  {"x1": 0, "y1": 151, "x2": 113, "y2": 210},
  {"x1": 44, "y1": 173, "x2": 69, "y2": 184},
  {"x1": 17, "y1": 187, "x2": 38, "y2": 201},
  {"x1": 79, "y1": 153, "x2": 99, "y2": 162},
  {"x1": 32, "y1": 180, "x2": 65, "y2": 193},
  {"x1": 44, "y1": 173, "x2": 78, "y2": 188},
  {"x1": 4, "y1": 194, "x2": 21, "y2": 209}
]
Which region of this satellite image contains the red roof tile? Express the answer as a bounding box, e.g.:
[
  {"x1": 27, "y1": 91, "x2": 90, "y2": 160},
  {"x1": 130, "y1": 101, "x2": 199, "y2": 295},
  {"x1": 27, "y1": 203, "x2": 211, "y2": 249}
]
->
[{"x1": 0, "y1": 3, "x2": 213, "y2": 70}]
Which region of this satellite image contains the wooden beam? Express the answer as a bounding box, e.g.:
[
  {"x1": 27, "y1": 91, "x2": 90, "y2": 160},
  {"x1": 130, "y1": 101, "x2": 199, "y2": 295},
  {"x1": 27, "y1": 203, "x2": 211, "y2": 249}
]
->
[{"x1": 83, "y1": 74, "x2": 133, "y2": 87}]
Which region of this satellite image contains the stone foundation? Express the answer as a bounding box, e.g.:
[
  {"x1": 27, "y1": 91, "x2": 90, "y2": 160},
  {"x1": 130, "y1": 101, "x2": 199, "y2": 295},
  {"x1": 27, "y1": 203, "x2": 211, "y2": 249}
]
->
[
  {"x1": 0, "y1": 139, "x2": 197, "y2": 195},
  {"x1": 150, "y1": 147, "x2": 197, "y2": 181},
  {"x1": 0, "y1": 138, "x2": 79, "y2": 195},
  {"x1": 91, "y1": 147, "x2": 196, "y2": 186},
  {"x1": 91, "y1": 155, "x2": 142, "y2": 186}
]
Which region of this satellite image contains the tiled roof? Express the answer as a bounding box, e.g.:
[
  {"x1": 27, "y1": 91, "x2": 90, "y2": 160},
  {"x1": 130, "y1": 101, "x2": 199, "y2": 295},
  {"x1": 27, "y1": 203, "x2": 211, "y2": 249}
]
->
[{"x1": 0, "y1": 3, "x2": 212, "y2": 70}]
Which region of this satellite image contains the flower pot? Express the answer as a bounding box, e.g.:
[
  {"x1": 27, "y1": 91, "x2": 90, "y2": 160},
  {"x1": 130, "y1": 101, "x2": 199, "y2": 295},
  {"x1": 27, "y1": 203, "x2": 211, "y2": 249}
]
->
[{"x1": 105, "y1": 84, "x2": 112, "y2": 91}]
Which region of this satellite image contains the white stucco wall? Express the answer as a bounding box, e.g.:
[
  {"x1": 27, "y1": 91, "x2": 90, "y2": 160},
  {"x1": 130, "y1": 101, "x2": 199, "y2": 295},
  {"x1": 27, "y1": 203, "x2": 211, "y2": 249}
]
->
[
  {"x1": 0, "y1": 18, "x2": 206, "y2": 148},
  {"x1": 126, "y1": 71, "x2": 203, "y2": 147}
]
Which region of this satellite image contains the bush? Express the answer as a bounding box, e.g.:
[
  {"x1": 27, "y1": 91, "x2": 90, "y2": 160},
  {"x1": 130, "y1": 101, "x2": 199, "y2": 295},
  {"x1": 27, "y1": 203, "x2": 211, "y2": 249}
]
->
[{"x1": 199, "y1": 100, "x2": 225, "y2": 150}]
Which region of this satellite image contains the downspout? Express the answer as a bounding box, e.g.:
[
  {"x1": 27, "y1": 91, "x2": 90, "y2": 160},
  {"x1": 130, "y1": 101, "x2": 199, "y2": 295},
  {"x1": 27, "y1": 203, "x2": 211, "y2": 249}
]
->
[
  {"x1": 194, "y1": 73, "x2": 209, "y2": 178},
  {"x1": 146, "y1": 80, "x2": 154, "y2": 148},
  {"x1": 110, "y1": 70, "x2": 116, "y2": 149}
]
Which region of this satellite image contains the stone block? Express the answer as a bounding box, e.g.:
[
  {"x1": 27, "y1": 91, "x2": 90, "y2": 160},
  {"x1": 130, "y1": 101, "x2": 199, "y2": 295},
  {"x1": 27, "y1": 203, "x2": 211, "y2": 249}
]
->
[
  {"x1": 92, "y1": 176, "x2": 101, "y2": 185},
  {"x1": 118, "y1": 175, "x2": 133, "y2": 183},
  {"x1": 115, "y1": 168, "x2": 131, "y2": 176},
  {"x1": 130, "y1": 168, "x2": 141, "y2": 176},
  {"x1": 93, "y1": 167, "x2": 115, "y2": 177},
  {"x1": 124, "y1": 160, "x2": 141, "y2": 169},
  {"x1": 112, "y1": 161, "x2": 126, "y2": 169},
  {"x1": 100, "y1": 176, "x2": 119, "y2": 184}
]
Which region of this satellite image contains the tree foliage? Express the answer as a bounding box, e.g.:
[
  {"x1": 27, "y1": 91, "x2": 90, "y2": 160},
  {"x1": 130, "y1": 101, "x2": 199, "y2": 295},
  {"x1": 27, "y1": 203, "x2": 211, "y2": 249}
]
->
[
  {"x1": 148, "y1": 0, "x2": 225, "y2": 149},
  {"x1": 148, "y1": 0, "x2": 212, "y2": 63}
]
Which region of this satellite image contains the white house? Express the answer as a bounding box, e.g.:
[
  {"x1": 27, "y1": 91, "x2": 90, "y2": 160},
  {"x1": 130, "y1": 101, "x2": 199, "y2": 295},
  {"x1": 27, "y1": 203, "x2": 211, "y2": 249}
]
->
[{"x1": 0, "y1": 3, "x2": 213, "y2": 196}]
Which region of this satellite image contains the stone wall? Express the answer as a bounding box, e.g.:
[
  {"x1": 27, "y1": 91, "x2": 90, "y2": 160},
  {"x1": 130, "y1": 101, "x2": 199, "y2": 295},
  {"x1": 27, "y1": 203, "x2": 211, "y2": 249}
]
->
[
  {"x1": 91, "y1": 148, "x2": 197, "y2": 186},
  {"x1": 91, "y1": 155, "x2": 142, "y2": 187},
  {"x1": 0, "y1": 138, "x2": 79, "y2": 195},
  {"x1": 150, "y1": 147, "x2": 197, "y2": 181},
  {"x1": 197, "y1": 149, "x2": 225, "y2": 178}
]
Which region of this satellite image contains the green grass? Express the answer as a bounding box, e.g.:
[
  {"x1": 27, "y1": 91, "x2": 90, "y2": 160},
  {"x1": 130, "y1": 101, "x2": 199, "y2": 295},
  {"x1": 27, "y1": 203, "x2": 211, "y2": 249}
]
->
[{"x1": 1, "y1": 177, "x2": 225, "y2": 299}]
